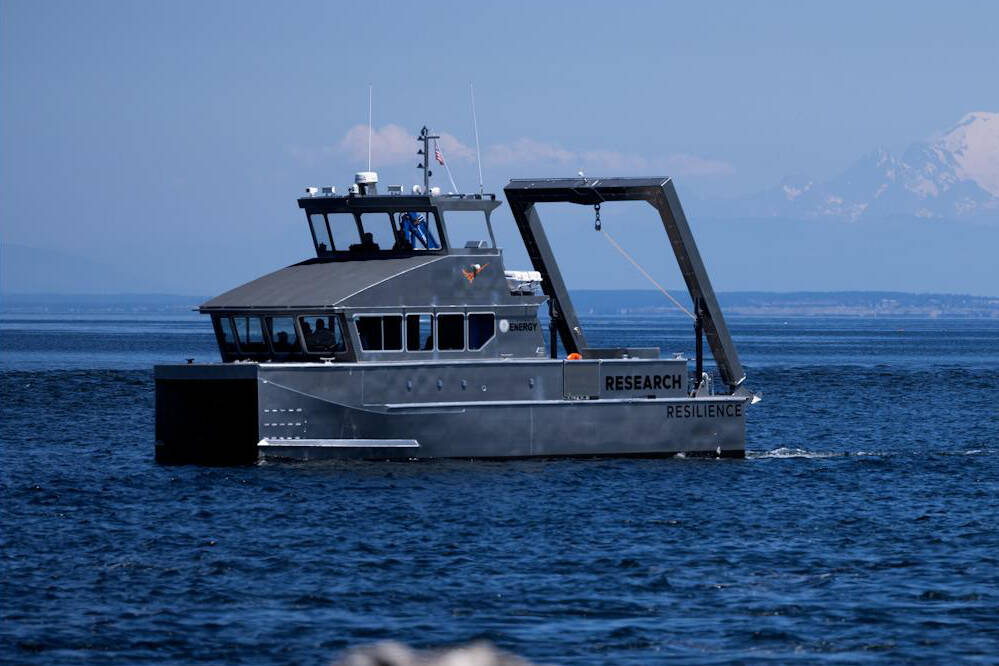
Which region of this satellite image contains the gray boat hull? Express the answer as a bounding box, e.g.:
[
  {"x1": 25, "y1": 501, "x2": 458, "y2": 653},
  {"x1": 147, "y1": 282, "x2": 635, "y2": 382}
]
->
[{"x1": 155, "y1": 360, "x2": 746, "y2": 464}]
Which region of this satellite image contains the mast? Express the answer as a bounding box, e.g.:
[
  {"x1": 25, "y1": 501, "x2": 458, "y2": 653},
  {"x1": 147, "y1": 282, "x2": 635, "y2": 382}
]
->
[{"x1": 417, "y1": 126, "x2": 439, "y2": 192}]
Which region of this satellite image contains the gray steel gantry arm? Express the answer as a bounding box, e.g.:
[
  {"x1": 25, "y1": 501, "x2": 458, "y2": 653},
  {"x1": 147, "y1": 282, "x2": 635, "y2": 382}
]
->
[{"x1": 503, "y1": 177, "x2": 747, "y2": 392}]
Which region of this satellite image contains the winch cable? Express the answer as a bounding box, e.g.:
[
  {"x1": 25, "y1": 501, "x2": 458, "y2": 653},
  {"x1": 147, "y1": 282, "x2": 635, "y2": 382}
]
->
[{"x1": 599, "y1": 227, "x2": 696, "y2": 320}]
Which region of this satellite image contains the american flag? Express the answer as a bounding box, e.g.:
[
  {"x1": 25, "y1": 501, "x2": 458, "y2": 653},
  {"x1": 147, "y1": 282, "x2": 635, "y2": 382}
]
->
[{"x1": 434, "y1": 140, "x2": 445, "y2": 166}]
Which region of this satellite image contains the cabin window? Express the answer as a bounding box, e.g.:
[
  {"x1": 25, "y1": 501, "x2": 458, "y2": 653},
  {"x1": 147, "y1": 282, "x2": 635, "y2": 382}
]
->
[
  {"x1": 217, "y1": 316, "x2": 237, "y2": 353},
  {"x1": 397, "y1": 211, "x2": 442, "y2": 250},
  {"x1": 327, "y1": 213, "x2": 360, "y2": 250},
  {"x1": 232, "y1": 316, "x2": 267, "y2": 353},
  {"x1": 468, "y1": 313, "x2": 495, "y2": 350},
  {"x1": 437, "y1": 313, "x2": 465, "y2": 350},
  {"x1": 358, "y1": 214, "x2": 399, "y2": 251},
  {"x1": 444, "y1": 211, "x2": 493, "y2": 248},
  {"x1": 299, "y1": 315, "x2": 345, "y2": 354},
  {"x1": 356, "y1": 317, "x2": 381, "y2": 350},
  {"x1": 356, "y1": 315, "x2": 403, "y2": 351},
  {"x1": 309, "y1": 215, "x2": 333, "y2": 254},
  {"x1": 266, "y1": 317, "x2": 300, "y2": 353},
  {"x1": 406, "y1": 314, "x2": 433, "y2": 351}
]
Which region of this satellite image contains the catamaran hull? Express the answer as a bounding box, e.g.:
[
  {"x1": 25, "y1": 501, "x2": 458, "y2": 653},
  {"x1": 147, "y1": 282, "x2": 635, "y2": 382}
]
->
[
  {"x1": 257, "y1": 397, "x2": 746, "y2": 461},
  {"x1": 155, "y1": 362, "x2": 746, "y2": 464}
]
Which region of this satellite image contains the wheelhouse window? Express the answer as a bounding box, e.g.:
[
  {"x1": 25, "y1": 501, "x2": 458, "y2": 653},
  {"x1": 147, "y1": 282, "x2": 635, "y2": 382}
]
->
[
  {"x1": 356, "y1": 315, "x2": 402, "y2": 351},
  {"x1": 358, "y1": 214, "x2": 400, "y2": 251},
  {"x1": 437, "y1": 313, "x2": 465, "y2": 351},
  {"x1": 443, "y1": 211, "x2": 493, "y2": 248},
  {"x1": 326, "y1": 213, "x2": 360, "y2": 251},
  {"x1": 299, "y1": 315, "x2": 345, "y2": 354},
  {"x1": 232, "y1": 316, "x2": 267, "y2": 353},
  {"x1": 397, "y1": 211, "x2": 442, "y2": 250},
  {"x1": 305, "y1": 210, "x2": 444, "y2": 254},
  {"x1": 309, "y1": 214, "x2": 332, "y2": 254},
  {"x1": 266, "y1": 317, "x2": 300, "y2": 353},
  {"x1": 468, "y1": 313, "x2": 495, "y2": 350},
  {"x1": 406, "y1": 314, "x2": 433, "y2": 351}
]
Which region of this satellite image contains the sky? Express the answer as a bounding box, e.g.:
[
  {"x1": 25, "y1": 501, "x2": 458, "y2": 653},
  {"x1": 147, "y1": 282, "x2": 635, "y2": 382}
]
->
[{"x1": 2, "y1": 0, "x2": 998, "y2": 295}]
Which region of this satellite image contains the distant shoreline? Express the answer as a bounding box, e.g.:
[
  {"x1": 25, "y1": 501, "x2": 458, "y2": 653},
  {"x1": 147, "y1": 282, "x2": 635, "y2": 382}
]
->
[
  {"x1": 3, "y1": 290, "x2": 998, "y2": 318},
  {"x1": 0, "y1": 293, "x2": 205, "y2": 315},
  {"x1": 573, "y1": 290, "x2": 999, "y2": 319}
]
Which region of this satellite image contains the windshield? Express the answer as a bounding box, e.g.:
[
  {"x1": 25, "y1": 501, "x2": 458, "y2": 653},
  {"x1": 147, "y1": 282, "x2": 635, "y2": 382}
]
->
[{"x1": 305, "y1": 210, "x2": 445, "y2": 255}]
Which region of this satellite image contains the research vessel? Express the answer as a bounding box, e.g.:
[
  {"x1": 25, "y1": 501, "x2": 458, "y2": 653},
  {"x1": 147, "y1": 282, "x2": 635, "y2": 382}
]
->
[{"x1": 155, "y1": 129, "x2": 756, "y2": 463}]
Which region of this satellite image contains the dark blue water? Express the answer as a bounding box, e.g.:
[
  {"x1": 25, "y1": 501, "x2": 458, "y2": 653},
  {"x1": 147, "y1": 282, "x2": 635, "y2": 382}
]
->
[{"x1": 2, "y1": 314, "x2": 998, "y2": 663}]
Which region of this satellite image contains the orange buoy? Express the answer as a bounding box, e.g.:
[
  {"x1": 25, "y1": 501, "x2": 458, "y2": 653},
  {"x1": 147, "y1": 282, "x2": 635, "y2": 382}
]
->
[{"x1": 566, "y1": 352, "x2": 582, "y2": 360}]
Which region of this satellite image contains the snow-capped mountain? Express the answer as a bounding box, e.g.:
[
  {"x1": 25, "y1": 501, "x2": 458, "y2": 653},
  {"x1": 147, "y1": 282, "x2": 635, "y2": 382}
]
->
[{"x1": 732, "y1": 112, "x2": 999, "y2": 222}]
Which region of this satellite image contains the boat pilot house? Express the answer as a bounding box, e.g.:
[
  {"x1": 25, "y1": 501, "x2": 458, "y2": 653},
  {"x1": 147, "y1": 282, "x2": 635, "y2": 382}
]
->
[
  {"x1": 199, "y1": 178, "x2": 542, "y2": 364},
  {"x1": 157, "y1": 147, "x2": 756, "y2": 464}
]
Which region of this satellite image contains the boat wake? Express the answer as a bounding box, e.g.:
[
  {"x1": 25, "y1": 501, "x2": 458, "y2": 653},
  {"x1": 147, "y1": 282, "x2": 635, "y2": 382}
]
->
[
  {"x1": 747, "y1": 447, "x2": 884, "y2": 460},
  {"x1": 749, "y1": 446, "x2": 992, "y2": 460},
  {"x1": 748, "y1": 447, "x2": 840, "y2": 459}
]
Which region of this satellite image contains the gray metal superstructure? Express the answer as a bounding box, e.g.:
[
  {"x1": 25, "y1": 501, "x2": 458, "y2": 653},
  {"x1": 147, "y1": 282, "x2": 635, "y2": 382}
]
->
[{"x1": 155, "y1": 158, "x2": 755, "y2": 464}]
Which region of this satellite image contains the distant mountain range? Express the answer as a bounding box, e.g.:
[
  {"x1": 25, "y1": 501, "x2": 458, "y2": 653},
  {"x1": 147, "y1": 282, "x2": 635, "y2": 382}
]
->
[{"x1": 702, "y1": 112, "x2": 999, "y2": 222}]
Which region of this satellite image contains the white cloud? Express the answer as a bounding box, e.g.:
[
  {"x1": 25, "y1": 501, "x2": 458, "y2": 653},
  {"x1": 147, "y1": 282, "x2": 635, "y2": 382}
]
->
[
  {"x1": 338, "y1": 124, "x2": 475, "y2": 167},
  {"x1": 486, "y1": 138, "x2": 733, "y2": 177},
  {"x1": 437, "y1": 133, "x2": 476, "y2": 162},
  {"x1": 339, "y1": 123, "x2": 415, "y2": 166},
  {"x1": 486, "y1": 138, "x2": 577, "y2": 165},
  {"x1": 334, "y1": 125, "x2": 734, "y2": 177}
]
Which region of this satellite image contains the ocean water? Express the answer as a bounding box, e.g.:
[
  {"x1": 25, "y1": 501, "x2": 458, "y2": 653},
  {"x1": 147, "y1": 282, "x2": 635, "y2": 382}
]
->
[{"x1": 2, "y1": 314, "x2": 998, "y2": 663}]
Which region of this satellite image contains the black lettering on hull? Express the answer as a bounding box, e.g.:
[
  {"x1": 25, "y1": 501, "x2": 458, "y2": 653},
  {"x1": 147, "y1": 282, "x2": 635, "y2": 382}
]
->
[
  {"x1": 604, "y1": 374, "x2": 684, "y2": 392},
  {"x1": 664, "y1": 403, "x2": 743, "y2": 419}
]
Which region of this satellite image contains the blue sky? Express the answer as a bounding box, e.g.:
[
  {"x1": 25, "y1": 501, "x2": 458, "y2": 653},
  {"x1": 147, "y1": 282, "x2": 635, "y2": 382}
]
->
[{"x1": 2, "y1": 0, "x2": 997, "y2": 294}]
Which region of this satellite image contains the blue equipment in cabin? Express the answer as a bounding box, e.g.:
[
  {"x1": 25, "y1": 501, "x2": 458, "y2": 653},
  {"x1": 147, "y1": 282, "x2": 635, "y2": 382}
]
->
[{"x1": 400, "y1": 212, "x2": 439, "y2": 249}]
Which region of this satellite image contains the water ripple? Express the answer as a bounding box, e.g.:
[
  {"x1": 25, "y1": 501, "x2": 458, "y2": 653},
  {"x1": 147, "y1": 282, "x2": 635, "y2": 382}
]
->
[{"x1": 3, "y1": 317, "x2": 999, "y2": 663}]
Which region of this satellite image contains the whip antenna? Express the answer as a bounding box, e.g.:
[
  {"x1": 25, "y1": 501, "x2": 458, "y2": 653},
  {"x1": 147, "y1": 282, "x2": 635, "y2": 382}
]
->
[
  {"x1": 470, "y1": 83, "x2": 484, "y2": 194},
  {"x1": 367, "y1": 84, "x2": 373, "y2": 171}
]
